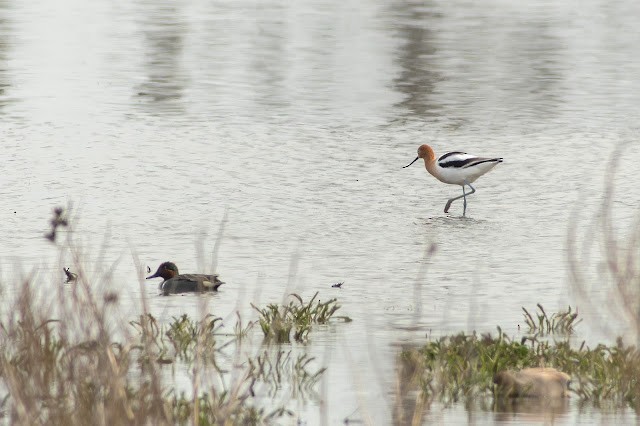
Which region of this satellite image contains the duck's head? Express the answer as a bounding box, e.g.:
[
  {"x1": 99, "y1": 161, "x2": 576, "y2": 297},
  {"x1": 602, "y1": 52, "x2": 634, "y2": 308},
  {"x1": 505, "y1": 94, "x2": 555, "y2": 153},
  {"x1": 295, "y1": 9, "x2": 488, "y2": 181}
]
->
[{"x1": 147, "y1": 262, "x2": 179, "y2": 280}]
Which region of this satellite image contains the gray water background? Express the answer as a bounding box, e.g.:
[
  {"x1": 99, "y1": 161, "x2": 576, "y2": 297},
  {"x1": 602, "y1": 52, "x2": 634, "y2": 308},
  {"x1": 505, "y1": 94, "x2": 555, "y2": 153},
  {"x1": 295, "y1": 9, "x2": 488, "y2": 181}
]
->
[{"x1": 1, "y1": 0, "x2": 640, "y2": 423}]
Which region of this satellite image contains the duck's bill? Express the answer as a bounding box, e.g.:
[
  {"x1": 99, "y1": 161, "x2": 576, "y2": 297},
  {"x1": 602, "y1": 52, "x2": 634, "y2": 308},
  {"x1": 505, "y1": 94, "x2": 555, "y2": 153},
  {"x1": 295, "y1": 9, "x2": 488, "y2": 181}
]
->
[
  {"x1": 146, "y1": 271, "x2": 160, "y2": 279},
  {"x1": 403, "y1": 156, "x2": 419, "y2": 168}
]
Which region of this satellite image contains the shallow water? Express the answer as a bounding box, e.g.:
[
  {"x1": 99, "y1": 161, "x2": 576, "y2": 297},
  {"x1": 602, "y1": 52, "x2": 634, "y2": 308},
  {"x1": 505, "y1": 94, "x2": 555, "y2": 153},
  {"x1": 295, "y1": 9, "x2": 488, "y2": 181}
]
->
[{"x1": 1, "y1": 0, "x2": 640, "y2": 423}]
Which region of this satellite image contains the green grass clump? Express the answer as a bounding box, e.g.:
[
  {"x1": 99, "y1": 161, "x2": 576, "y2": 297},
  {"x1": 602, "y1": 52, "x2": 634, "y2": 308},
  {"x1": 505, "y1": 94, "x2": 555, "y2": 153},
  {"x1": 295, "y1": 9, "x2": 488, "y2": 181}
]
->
[
  {"x1": 522, "y1": 304, "x2": 581, "y2": 335},
  {"x1": 554, "y1": 338, "x2": 640, "y2": 406},
  {"x1": 251, "y1": 292, "x2": 347, "y2": 343}
]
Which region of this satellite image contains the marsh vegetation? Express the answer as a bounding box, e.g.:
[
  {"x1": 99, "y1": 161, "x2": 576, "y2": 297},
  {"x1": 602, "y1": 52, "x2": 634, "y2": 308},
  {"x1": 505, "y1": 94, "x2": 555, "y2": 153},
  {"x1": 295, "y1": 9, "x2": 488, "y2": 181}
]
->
[
  {"x1": 0, "y1": 211, "x2": 341, "y2": 424},
  {"x1": 3, "y1": 173, "x2": 640, "y2": 426},
  {"x1": 0, "y1": 274, "x2": 336, "y2": 424}
]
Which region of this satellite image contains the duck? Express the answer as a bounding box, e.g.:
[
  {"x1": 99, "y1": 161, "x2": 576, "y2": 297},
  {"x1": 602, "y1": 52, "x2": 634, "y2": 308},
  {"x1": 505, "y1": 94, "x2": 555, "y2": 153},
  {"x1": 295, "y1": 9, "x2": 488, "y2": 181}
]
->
[
  {"x1": 146, "y1": 261, "x2": 224, "y2": 296},
  {"x1": 493, "y1": 367, "x2": 570, "y2": 398}
]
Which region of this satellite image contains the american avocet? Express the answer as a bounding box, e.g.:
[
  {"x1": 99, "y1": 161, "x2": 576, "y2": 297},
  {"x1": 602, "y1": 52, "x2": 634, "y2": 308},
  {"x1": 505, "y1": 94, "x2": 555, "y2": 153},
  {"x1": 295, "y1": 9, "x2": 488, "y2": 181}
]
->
[{"x1": 403, "y1": 144, "x2": 503, "y2": 216}]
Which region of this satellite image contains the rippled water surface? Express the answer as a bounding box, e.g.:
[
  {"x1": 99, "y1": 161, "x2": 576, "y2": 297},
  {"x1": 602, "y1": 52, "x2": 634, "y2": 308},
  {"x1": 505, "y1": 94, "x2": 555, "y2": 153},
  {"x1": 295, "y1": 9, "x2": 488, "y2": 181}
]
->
[{"x1": 2, "y1": 0, "x2": 640, "y2": 423}]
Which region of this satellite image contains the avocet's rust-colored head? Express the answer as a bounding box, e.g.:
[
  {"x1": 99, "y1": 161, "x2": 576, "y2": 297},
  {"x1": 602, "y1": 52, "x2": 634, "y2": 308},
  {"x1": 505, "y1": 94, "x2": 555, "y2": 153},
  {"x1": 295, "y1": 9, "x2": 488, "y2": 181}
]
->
[
  {"x1": 146, "y1": 262, "x2": 179, "y2": 280},
  {"x1": 403, "y1": 144, "x2": 436, "y2": 169},
  {"x1": 417, "y1": 144, "x2": 435, "y2": 161}
]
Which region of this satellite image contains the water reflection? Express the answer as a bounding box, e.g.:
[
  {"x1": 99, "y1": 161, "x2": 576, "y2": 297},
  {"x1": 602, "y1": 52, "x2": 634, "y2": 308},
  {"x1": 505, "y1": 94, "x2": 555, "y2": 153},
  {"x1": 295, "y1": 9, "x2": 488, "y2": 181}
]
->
[
  {"x1": 392, "y1": 343, "x2": 427, "y2": 425},
  {"x1": 495, "y1": 20, "x2": 564, "y2": 124},
  {"x1": 0, "y1": 0, "x2": 10, "y2": 112},
  {"x1": 493, "y1": 396, "x2": 570, "y2": 422},
  {"x1": 387, "y1": 2, "x2": 565, "y2": 127},
  {"x1": 247, "y1": 4, "x2": 289, "y2": 113},
  {"x1": 135, "y1": 0, "x2": 187, "y2": 115},
  {"x1": 388, "y1": 1, "x2": 441, "y2": 120}
]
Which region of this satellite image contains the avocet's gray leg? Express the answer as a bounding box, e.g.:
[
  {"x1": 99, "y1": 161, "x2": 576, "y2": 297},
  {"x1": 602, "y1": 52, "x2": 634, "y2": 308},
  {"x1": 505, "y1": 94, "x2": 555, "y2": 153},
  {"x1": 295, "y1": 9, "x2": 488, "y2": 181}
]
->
[
  {"x1": 444, "y1": 192, "x2": 463, "y2": 214},
  {"x1": 444, "y1": 181, "x2": 476, "y2": 216},
  {"x1": 462, "y1": 184, "x2": 467, "y2": 216},
  {"x1": 463, "y1": 181, "x2": 476, "y2": 216}
]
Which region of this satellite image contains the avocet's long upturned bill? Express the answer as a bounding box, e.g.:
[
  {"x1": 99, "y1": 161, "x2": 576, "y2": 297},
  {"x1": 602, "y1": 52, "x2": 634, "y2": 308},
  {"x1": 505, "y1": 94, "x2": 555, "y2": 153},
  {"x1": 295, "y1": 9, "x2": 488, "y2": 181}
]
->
[{"x1": 403, "y1": 144, "x2": 503, "y2": 216}]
